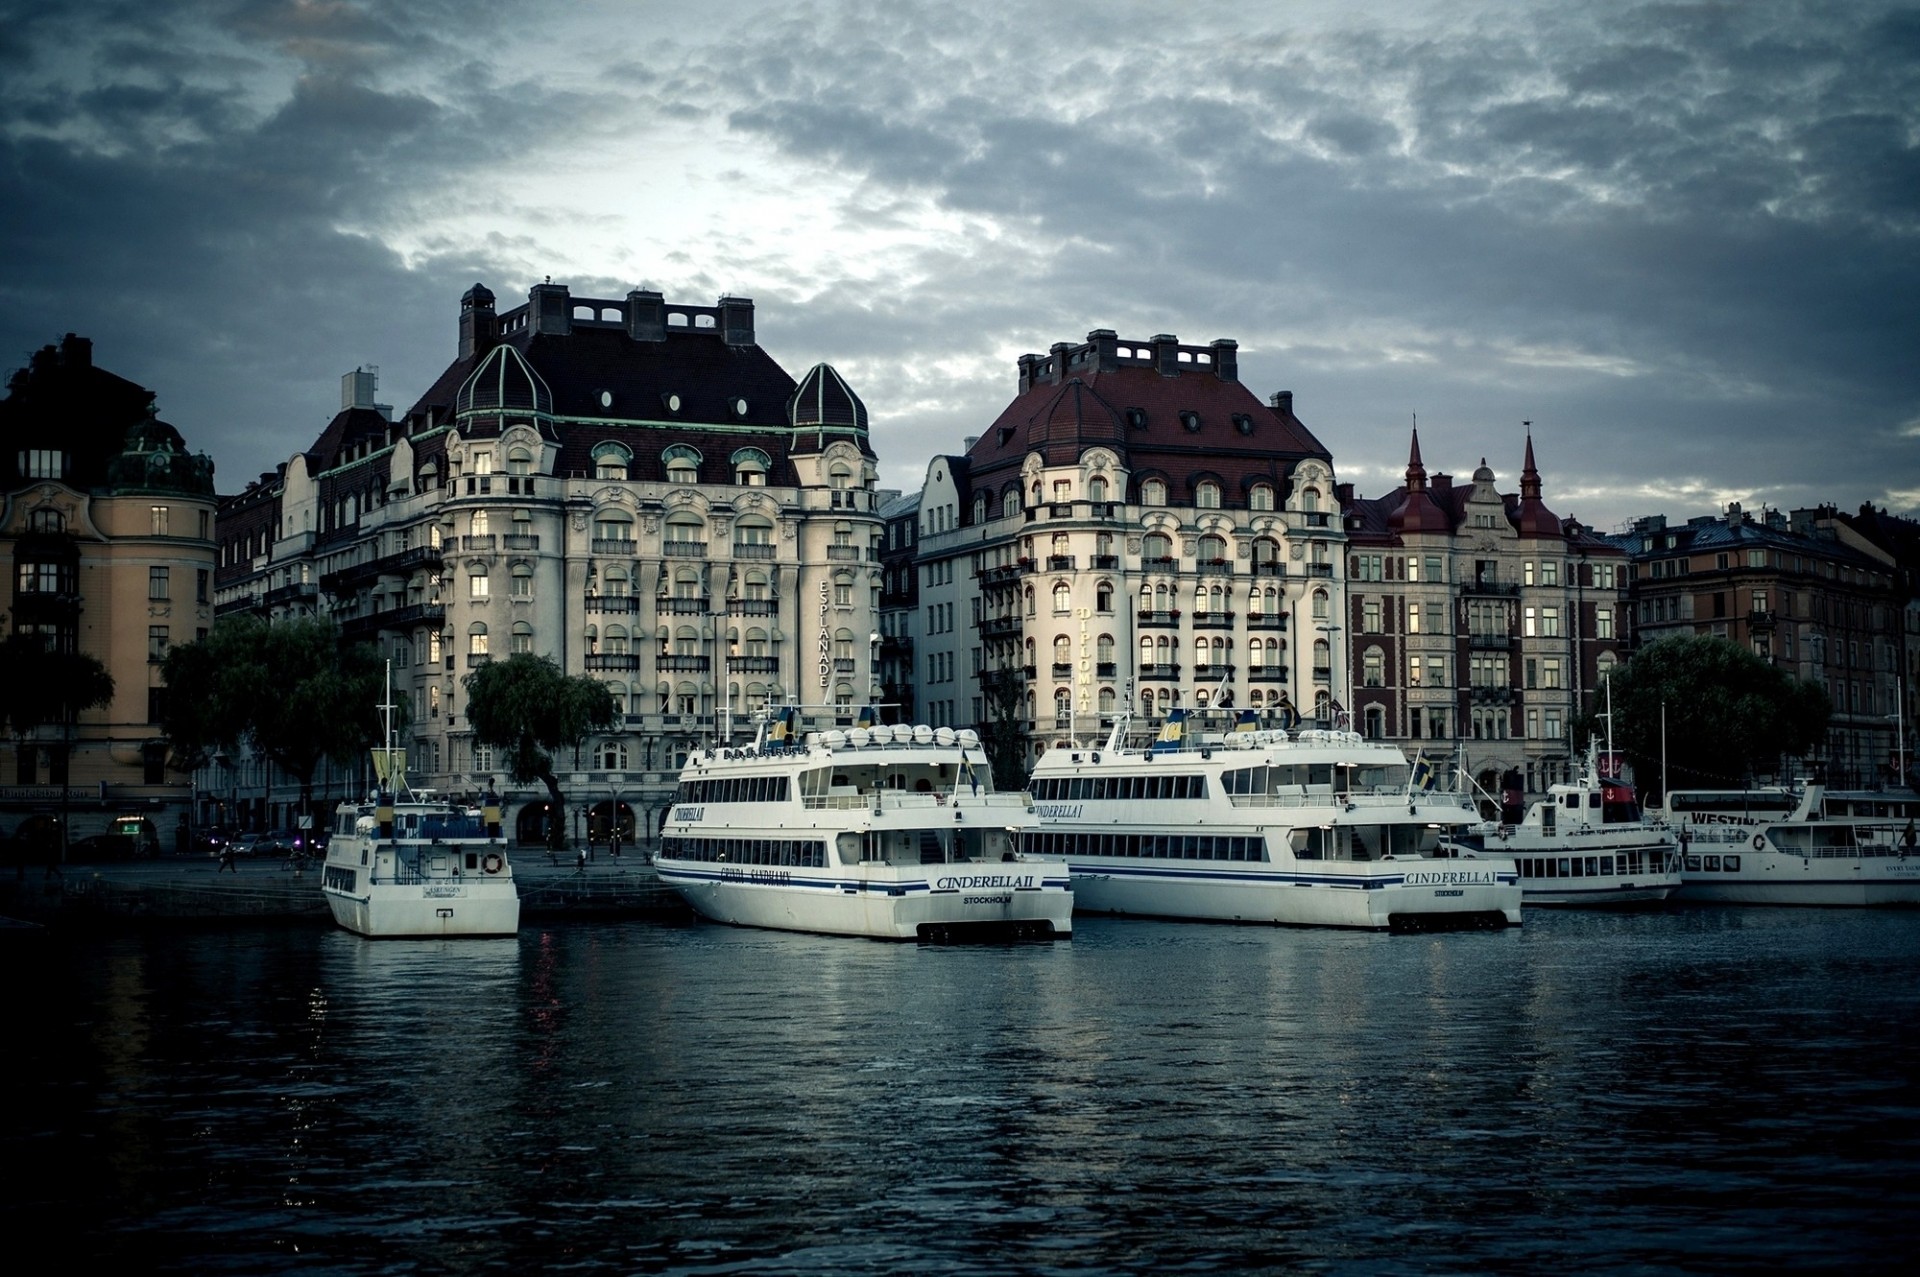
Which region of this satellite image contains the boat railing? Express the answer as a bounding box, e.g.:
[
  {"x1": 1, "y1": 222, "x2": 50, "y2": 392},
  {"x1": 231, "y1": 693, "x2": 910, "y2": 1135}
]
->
[
  {"x1": 1226, "y1": 789, "x2": 1477, "y2": 811},
  {"x1": 801, "y1": 792, "x2": 1027, "y2": 812}
]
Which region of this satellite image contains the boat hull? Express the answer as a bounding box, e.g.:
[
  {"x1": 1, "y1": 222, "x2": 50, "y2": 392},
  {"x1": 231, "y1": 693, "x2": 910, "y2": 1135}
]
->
[
  {"x1": 322, "y1": 883, "x2": 521, "y2": 938},
  {"x1": 656, "y1": 863, "x2": 1073, "y2": 941},
  {"x1": 1676, "y1": 852, "x2": 1920, "y2": 906},
  {"x1": 1063, "y1": 860, "x2": 1520, "y2": 931}
]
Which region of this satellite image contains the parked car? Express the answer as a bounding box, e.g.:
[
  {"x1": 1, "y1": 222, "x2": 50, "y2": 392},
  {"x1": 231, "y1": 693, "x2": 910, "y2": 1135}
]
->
[{"x1": 68, "y1": 833, "x2": 139, "y2": 862}]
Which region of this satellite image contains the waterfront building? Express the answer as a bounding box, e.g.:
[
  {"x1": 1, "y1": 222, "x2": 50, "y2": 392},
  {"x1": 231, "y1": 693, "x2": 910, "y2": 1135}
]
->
[
  {"x1": 1, "y1": 334, "x2": 217, "y2": 851},
  {"x1": 1337, "y1": 432, "x2": 1630, "y2": 800},
  {"x1": 911, "y1": 329, "x2": 1343, "y2": 781},
  {"x1": 211, "y1": 281, "x2": 882, "y2": 844},
  {"x1": 875, "y1": 487, "x2": 921, "y2": 722},
  {"x1": 1605, "y1": 503, "x2": 1905, "y2": 788}
]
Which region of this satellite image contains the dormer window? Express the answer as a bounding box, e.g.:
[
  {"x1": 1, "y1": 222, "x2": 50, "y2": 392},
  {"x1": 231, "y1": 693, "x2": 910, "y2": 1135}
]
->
[
  {"x1": 1250, "y1": 484, "x2": 1274, "y2": 511},
  {"x1": 593, "y1": 441, "x2": 632, "y2": 481},
  {"x1": 731, "y1": 447, "x2": 770, "y2": 486},
  {"x1": 1142, "y1": 478, "x2": 1167, "y2": 507},
  {"x1": 1196, "y1": 481, "x2": 1221, "y2": 509}
]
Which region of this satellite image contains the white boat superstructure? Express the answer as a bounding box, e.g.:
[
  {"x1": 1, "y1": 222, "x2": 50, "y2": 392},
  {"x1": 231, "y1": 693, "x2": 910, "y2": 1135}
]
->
[
  {"x1": 656, "y1": 711, "x2": 1072, "y2": 941},
  {"x1": 1025, "y1": 709, "x2": 1521, "y2": 931},
  {"x1": 1440, "y1": 742, "x2": 1681, "y2": 907},
  {"x1": 320, "y1": 791, "x2": 520, "y2": 937},
  {"x1": 1657, "y1": 785, "x2": 1920, "y2": 906},
  {"x1": 319, "y1": 668, "x2": 520, "y2": 938}
]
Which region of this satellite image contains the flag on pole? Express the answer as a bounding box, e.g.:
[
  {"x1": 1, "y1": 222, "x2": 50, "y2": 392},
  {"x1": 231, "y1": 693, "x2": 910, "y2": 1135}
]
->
[
  {"x1": 1234, "y1": 709, "x2": 1259, "y2": 733},
  {"x1": 1150, "y1": 707, "x2": 1187, "y2": 754},
  {"x1": 1410, "y1": 752, "x2": 1435, "y2": 793},
  {"x1": 1275, "y1": 692, "x2": 1301, "y2": 731},
  {"x1": 855, "y1": 704, "x2": 880, "y2": 730}
]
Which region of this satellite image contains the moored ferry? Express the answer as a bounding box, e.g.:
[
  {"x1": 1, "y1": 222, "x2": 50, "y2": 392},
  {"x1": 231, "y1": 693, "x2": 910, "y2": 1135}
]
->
[
  {"x1": 1023, "y1": 709, "x2": 1521, "y2": 931},
  {"x1": 1440, "y1": 743, "x2": 1681, "y2": 907},
  {"x1": 1656, "y1": 785, "x2": 1920, "y2": 906},
  {"x1": 656, "y1": 708, "x2": 1072, "y2": 941},
  {"x1": 320, "y1": 789, "x2": 519, "y2": 938}
]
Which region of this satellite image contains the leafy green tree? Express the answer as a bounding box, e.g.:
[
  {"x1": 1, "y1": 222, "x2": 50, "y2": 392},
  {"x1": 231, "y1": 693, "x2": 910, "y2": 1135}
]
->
[
  {"x1": 0, "y1": 633, "x2": 116, "y2": 861},
  {"x1": 462, "y1": 654, "x2": 617, "y2": 850},
  {"x1": 976, "y1": 669, "x2": 1030, "y2": 792},
  {"x1": 1574, "y1": 634, "x2": 1829, "y2": 798},
  {"x1": 160, "y1": 616, "x2": 388, "y2": 818}
]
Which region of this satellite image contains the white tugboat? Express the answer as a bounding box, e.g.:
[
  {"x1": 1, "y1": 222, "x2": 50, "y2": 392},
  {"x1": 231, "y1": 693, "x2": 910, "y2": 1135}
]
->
[
  {"x1": 1440, "y1": 741, "x2": 1681, "y2": 907},
  {"x1": 1024, "y1": 708, "x2": 1521, "y2": 931},
  {"x1": 656, "y1": 707, "x2": 1072, "y2": 941},
  {"x1": 318, "y1": 673, "x2": 519, "y2": 938}
]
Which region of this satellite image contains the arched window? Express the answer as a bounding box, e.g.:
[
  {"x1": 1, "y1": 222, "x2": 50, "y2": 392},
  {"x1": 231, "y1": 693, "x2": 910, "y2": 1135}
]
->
[
  {"x1": 1252, "y1": 538, "x2": 1281, "y2": 572},
  {"x1": 1099, "y1": 686, "x2": 1115, "y2": 713},
  {"x1": 1089, "y1": 475, "x2": 1108, "y2": 503},
  {"x1": 468, "y1": 565, "x2": 489, "y2": 599},
  {"x1": 665, "y1": 514, "x2": 705, "y2": 546},
  {"x1": 1003, "y1": 488, "x2": 1021, "y2": 519},
  {"x1": 1302, "y1": 486, "x2": 1321, "y2": 512},
  {"x1": 1052, "y1": 634, "x2": 1071, "y2": 669},
  {"x1": 1364, "y1": 706, "x2": 1385, "y2": 740},
  {"x1": 730, "y1": 447, "x2": 769, "y2": 486},
  {"x1": 1054, "y1": 688, "x2": 1072, "y2": 727},
  {"x1": 507, "y1": 447, "x2": 533, "y2": 477},
  {"x1": 1024, "y1": 585, "x2": 1036, "y2": 618},
  {"x1": 1053, "y1": 581, "x2": 1071, "y2": 614},
  {"x1": 1312, "y1": 589, "x2": 1329, "y2": 619},
  {"x1": 664, "y1": 444, "x2": 702, "y2": 484},
  {"x1": 1199, "y1": 534, "x2": 1227, "y2": 564},
  {"x1": 1096, "y1": 580, "x2": 1113, "y2": 612},
  {"x1": 1196, "y1": 480, "x2": 1221, "y2": 509},
  {"x1": 471, "y1": 510, "x2": 489, "y2": 536},
  {"x1": 973, "y1": 493, "x2": 988, "y2": 524},
  {"x1": 1024, "y1": 637, "x2": 1037, "y2": 670},
  {"x1": 1249, "y1": 483, "x2": 1274, "y2": 511},
  {"x1": 511, "y1": 621, "x2": 534, "y2": 655},
  {"x1": 594, "y1": 442, "x2": 632, "y2": 481},
  {"x1": 593, "y1": 511, "x2": 633, "y2": 547},
  {"x1": 599, "y1": 740, "x2": 628, "y2": 770},
  {"x1": 1141, "y1": 478, "x2": 1167, "y2": 506},
  {"x1": 1097, "y1": 634, "x2": 1114, "y2": 665},
  {"x1": 606, "y1": 625, "x2": 630, "y2": 655},
  {"x1": 467, "y1": 623, "x2": 488, "y2": 656},
  {"x1": 1143, "y1": 532, "x2": 1172, "y2": 564},
  {"x1": 1140, "y1": 636, "x2": 1155, "y2": 668},
  {"x1": 734, "y1": 516, "x2": 773, "y2": 552},
  {"x1": 510, "y1": 563, "x2": 533, "y2": 597}
]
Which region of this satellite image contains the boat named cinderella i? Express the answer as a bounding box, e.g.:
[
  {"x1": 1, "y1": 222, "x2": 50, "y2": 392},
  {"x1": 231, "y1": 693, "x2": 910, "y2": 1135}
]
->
[
  {"x1": 1025, "y1": 708, "x2": 1521, "y2": 931},
  {"x1": 657, "y1": 707, "x2": 1073, "y2": 941}
]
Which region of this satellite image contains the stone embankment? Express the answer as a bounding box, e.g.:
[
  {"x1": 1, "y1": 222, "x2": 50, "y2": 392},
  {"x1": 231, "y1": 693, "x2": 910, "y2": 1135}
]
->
[{"x1": 0, "y1": 852, "x2": 688, "y2": 930}]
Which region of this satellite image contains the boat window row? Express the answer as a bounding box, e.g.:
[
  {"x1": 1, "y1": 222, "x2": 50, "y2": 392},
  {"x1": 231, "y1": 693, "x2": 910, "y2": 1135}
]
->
[
  {"x1": 1022, "y1": 831, "x2": 1266, "y2": 861},
  {"x1": 1222, "y1": 763, "x2": 1399, "y2": 794},
  {"x1": 404, "y1": 812, "x2": 487, "y2": 839},
  {"x1": 1664, "y1": 791, "x2": 1797, "y2": 816},
  {"x1": 1683, "y1": 854, "x2": 1743, "y2": 872},
  {"x1": 1030, "y1": 774, "x2": 1206, "y2": 801},
  {"x1": 675, "y1": 776, "x2": 792, "y2": 805},
  {"x1": 1518, "y1": 850, "x2": 1674, "y2": 879},
  {"x1": 662, "y1": 836, "x2": 825, "y2": 868},
  {"x1": 322, "y1": 867, "x2": 357, "y2": 893}
]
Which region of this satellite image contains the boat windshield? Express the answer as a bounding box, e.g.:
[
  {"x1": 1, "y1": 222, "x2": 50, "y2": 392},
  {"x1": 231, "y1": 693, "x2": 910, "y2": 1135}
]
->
[{"x1": 398, "y1": 811, "x2": 486, "y2": 839}]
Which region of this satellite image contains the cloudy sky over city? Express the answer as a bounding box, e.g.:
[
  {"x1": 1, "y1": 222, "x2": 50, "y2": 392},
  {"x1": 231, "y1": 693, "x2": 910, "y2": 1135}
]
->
[{"x1": 2, "y1": 0, "x2": 1914, "y2": 530}]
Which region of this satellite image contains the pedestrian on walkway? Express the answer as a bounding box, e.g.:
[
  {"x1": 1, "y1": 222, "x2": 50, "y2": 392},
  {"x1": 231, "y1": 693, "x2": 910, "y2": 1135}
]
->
[{"x1": 218, "y1": 843, "x2": 238, "y2": 873}]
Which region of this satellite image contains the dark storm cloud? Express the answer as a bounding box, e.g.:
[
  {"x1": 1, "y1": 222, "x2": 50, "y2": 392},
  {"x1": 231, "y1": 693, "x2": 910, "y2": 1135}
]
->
[{"x1": 0, "y1": 0, "x2": 1913, "y2": 527}]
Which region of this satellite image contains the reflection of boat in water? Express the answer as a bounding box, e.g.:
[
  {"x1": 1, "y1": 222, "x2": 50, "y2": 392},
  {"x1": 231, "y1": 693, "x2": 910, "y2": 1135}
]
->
[
  {"x1": 1440, "y1": 743, "x2": 1681, "y2": 907},
  {"x1": 1024, "y1": 709, "x2": 1521, "y2": 932},
  {"x1": 1656, "y1": 785, "x2": 1920, "y2": 906},
  {"x1": 656, "y1": 708, "x2": 1071, "y2": 941},
  {"x1": 319, "y1": 672, "x2": 520, "y2": 937}
]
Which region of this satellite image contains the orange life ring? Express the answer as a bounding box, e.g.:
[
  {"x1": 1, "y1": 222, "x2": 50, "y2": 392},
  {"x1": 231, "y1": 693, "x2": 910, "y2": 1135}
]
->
[{"x1": 482, "y1": 852, "x2": 505, "y2": 875}]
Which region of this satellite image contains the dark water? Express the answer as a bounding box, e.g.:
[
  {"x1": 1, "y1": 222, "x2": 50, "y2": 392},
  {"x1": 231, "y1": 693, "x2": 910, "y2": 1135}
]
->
[{"x1": 6, "y1": 908, "x2": 1918, "y2": 1275}]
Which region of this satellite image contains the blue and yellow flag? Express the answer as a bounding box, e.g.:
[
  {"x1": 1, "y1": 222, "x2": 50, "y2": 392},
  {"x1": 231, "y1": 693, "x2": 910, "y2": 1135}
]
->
[
  {"x1": 1275, "y1": 693, "x2": 1302, "y2": 731},
  {"x1": 768, "y1": 705, "x2": 799, "y2": 747},
  {"x1": 1410, "y1": 753, "x2": 1435, "y2": 792},
  {"x1": 1150, "y1": 707, "x2": 1187, "y2": 754},
  {"x1": 1234, "y1": 709, "x2": 1259, "y2": 733},
  {"x1": 855, "y1": 704, "x2": 881, "y2": 730}
]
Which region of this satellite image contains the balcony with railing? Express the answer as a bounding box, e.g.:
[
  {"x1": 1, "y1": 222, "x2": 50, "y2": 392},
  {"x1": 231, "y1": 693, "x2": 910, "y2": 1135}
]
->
[
  {"x1": 659, "y1": 654, "x2": 710, "y2": 672},
  {"x1": 1464, "y1": 575, "x2": 1521, "y2": 596},
  {"x1": 1313, "y1": 664, "x2": 1332, "y2": 681},
  {"x1": 1248, "y1": 612, "x2": 1288, "y2": 630},
  {"x1": 732, "y1": 542, "x2": 776, "y2": 559},
  {"x1": 1138, "y1": 663, "x2": 1180, "y2": 680},
  {"x1": 1092, "y1": 554, "x2": 1120, "y2": 569},
  {"x1": 263, "y1": 580, "x2": 319, "y2": 606},
  {"x1": 1249, "y1": 666, "x2": 1287, "y2": 681},
  {"x1": 979, "y1": 614, "x2": 1023, "y2": 638},
  {"x1": 826, "y1": 545, "x2": 861, "y2": 561},
  {"x1": 1046, "y1": 555, "x2": 1076, "y2": 570},
  {"x1": 663, "y1": 541, "x2": 708, "y2": 558},
  {"x1": 663, "y1": 598, "x2": 711, "y2": 616},
  {"x1": 504, "y1": 533, "x2": 539, "y2": 551},
  {"x1": 1469, "y1": 685, "x2": 1514, "y2": 703},
  {"x1": 461, "y1": 534, "x2": 496, "y2": 551},
  {"x1": 1137, "y1": 609, "x2": 1181, "y2": 628},
  {"x1": 1305, "y1": 562, "x2": 1335, "y2": 578},
  {"x1": 465, "y1": 652, "x2": 492, "y2": 668},
  {"x1": 1141, "y1": 556, "x2": 1178, "y2": 572},
  {"x1": 585, "y1": 653, "x2": 641, "y2": 671},
  {"x1": 319, "y1": 543, "x2": 442, "y2": 593},
  {"x1": 1196, "y1": 560, "x2": 1234, "y2": 576},
  {"x1": 1300, "y1": 511, "x2": 1332, "y2": 528},
  {"x1": 1252, "y1": 560, "x2": 1287, "y2": 577},
  {"x1": 1192, "y1": 610, "x2": 1235, "y2": 629},
  {"x1": 585, "y1": 595, "x2": 638, "y2": 614},
  {"x1": 591, "y1": 537, "x2": 637, "y2": 556},
  {"x1": 1097, "y1": 661, "x2": 1116, "y2": 678},
  {"x1": 729, "y1": 598, "x2": 779, "y2": 616},
  {"x1": 1191, "y1": 664, "x2": 1235, "y2": 680},
  {"x1": 978, "y1": 563, "x2": 1028, "y2": 586},
  {"x1": 734, "y1": 655, "x2": 781, "y2": 673},
  {"x1": 1468, "y1": 630, "x2": 1515, "y2": 649},
  {"x1": 1050, "y1": 662, "x2": 1073, "y2": 679},
  {"x1": 879, "y1": 634, "x2": 913, "y2": 656}
]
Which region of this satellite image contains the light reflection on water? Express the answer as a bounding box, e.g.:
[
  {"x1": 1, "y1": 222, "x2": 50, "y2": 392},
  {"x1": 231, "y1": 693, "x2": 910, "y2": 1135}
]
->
[{"x1": 5, "y1": 908, "x2": 1918, "y2": 1273}]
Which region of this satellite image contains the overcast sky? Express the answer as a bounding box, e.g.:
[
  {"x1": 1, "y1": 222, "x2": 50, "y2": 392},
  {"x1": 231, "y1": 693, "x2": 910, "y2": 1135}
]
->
[{"x1": 2, "y1": 0, "x2": 1915, "y2": 532}]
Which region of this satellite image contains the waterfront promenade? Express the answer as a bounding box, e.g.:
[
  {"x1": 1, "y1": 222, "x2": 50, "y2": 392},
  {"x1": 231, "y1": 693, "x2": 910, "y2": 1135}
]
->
[{"x1": 0, "y1": 848, "x2": 687, "y2": 929}]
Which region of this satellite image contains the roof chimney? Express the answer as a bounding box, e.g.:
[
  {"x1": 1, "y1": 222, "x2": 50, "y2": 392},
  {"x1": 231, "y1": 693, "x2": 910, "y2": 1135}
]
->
[
  {"x1": 1048, "y1": 342, "x2": 1072, "y2": 384},
  {"x1": 60, "y1": 333, "x2": 92, "y2": 368},
  {"x1": 1269, "y1": 390, "x2": 1294, "y2": 415},
  {"x1": 458, "y1": 283, "x2": 497, "y2": 359},
  {"x1": 1017, "y1": 353, "x2": 1040, "y2": 394},
  {"x1": 1087, "y1": 329, "x2": 1119, "y2": 372},
  {"x1": 1152, "y1": 334, "x2": 1180, "y2": 377},
  {"x1": 1209, "y1": 338, "x2": 1238, "y2": 382},
  {"x1": 719, "y1": 295, "x2": 755, "y2": 346},
  {"x1": 626, "y1": 289, "x2": 665, "y2": 342},
  {"x1": 530, "y1": 280, "x2": 571, "y2": 336}
]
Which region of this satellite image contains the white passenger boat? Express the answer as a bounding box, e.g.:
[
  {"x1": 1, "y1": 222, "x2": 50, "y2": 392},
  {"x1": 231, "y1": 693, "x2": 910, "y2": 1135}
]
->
[
  {"x1": 1440, "y1": 743, "x2": 1681, "y2": 907},
  {"x1": 1656, "y1": 785, "x2": 1920, "y2": 906},
  {"x1": 1024, "y1": 709, "x2": 1521, "y2": 931},
  {"x1": 318, "y1": 676, "x2": 520, "y2": 938},
  {"x1": 656, "y1": 709, "x2": 1072, "y2": 941},
  {"x1": 319, "y1": 789, "x2": 520, "y2": 937}
]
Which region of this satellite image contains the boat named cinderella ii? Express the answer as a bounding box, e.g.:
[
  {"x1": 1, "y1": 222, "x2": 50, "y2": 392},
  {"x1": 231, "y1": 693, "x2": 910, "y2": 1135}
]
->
[
  {"x1": 1025, "y1": 708, "x2": 1521, "y2": 931},
  {"x1": 1439, "y1": 742, "x2": 1681, "y2": 907},
  {"x1": 656, "y1": 708, "x2": 1073, "y2": 941},
  {"x1": 1655, "y1": 783, "x2": 1920, "y2": 906},
  {"x1": 320, "y1": 725, "x2": 520, "y2": 937}
]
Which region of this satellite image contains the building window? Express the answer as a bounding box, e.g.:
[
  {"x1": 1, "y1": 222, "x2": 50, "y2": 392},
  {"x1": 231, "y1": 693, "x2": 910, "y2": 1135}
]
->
[
  {"x1": 1250, "y1": 484, "x2": 1274, "y2": 512},
  {"x1": 1540, "y1": 560, "x2": 1558, "y2": 586},
  {"x1": 468, "y1": 625, "x2": 489, "y2": 657},
  {"x1": 149, "y1": 566, "x2": 170, "y2": 600},
  {"x1": 1312, "y1": 589, "x2": 1329, "y2": 619},
  {"x1": 1542, "y1": 658, "x2": 1562, "y2": 689},
  {"x1": 1541, "y1": 606, "x2": 1560, "y2": 637},
  {"x1": 1363, "y1": 648, "x2": 1384, "y2": 687},
  {"x1": 510, "y1": 565, "x2": 533, "y2": 598},
  {"x1": 148, "y1": 625, "x2": 169, "y2": 662},
  {"x1": 1362, "y1": 599, "x2": 1381, "y2": 633},
  {"x1": 1196, "y1": 481, "x2": 1221, "y2": 509},
  {"x1": 1142, "y1": 478, "x2": 1166, "y2": 506},
  {"x1": 19, "y1": 449, "x2": 66, "y2": 479},
  {"x1": 1596, "y1": 608, "x2": 1613, "y2": 639},
  {"x1": 470, "y1": 569, "x2": 489, "y2": 599},
  {"x1": 512, "y1": 623, "x2": 534, "y2": 655},
  {"x1": 151, "y1": 505, "x2": 170, "y2": 535},
  {"x1": 1407, "y1": 603, "x2": 1421, "y2": 634}
]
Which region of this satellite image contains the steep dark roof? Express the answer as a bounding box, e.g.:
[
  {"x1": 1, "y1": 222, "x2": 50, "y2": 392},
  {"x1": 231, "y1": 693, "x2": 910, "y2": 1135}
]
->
[{"x1": 962, "y1": 331, "x2": 1329, "y2": 504}]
